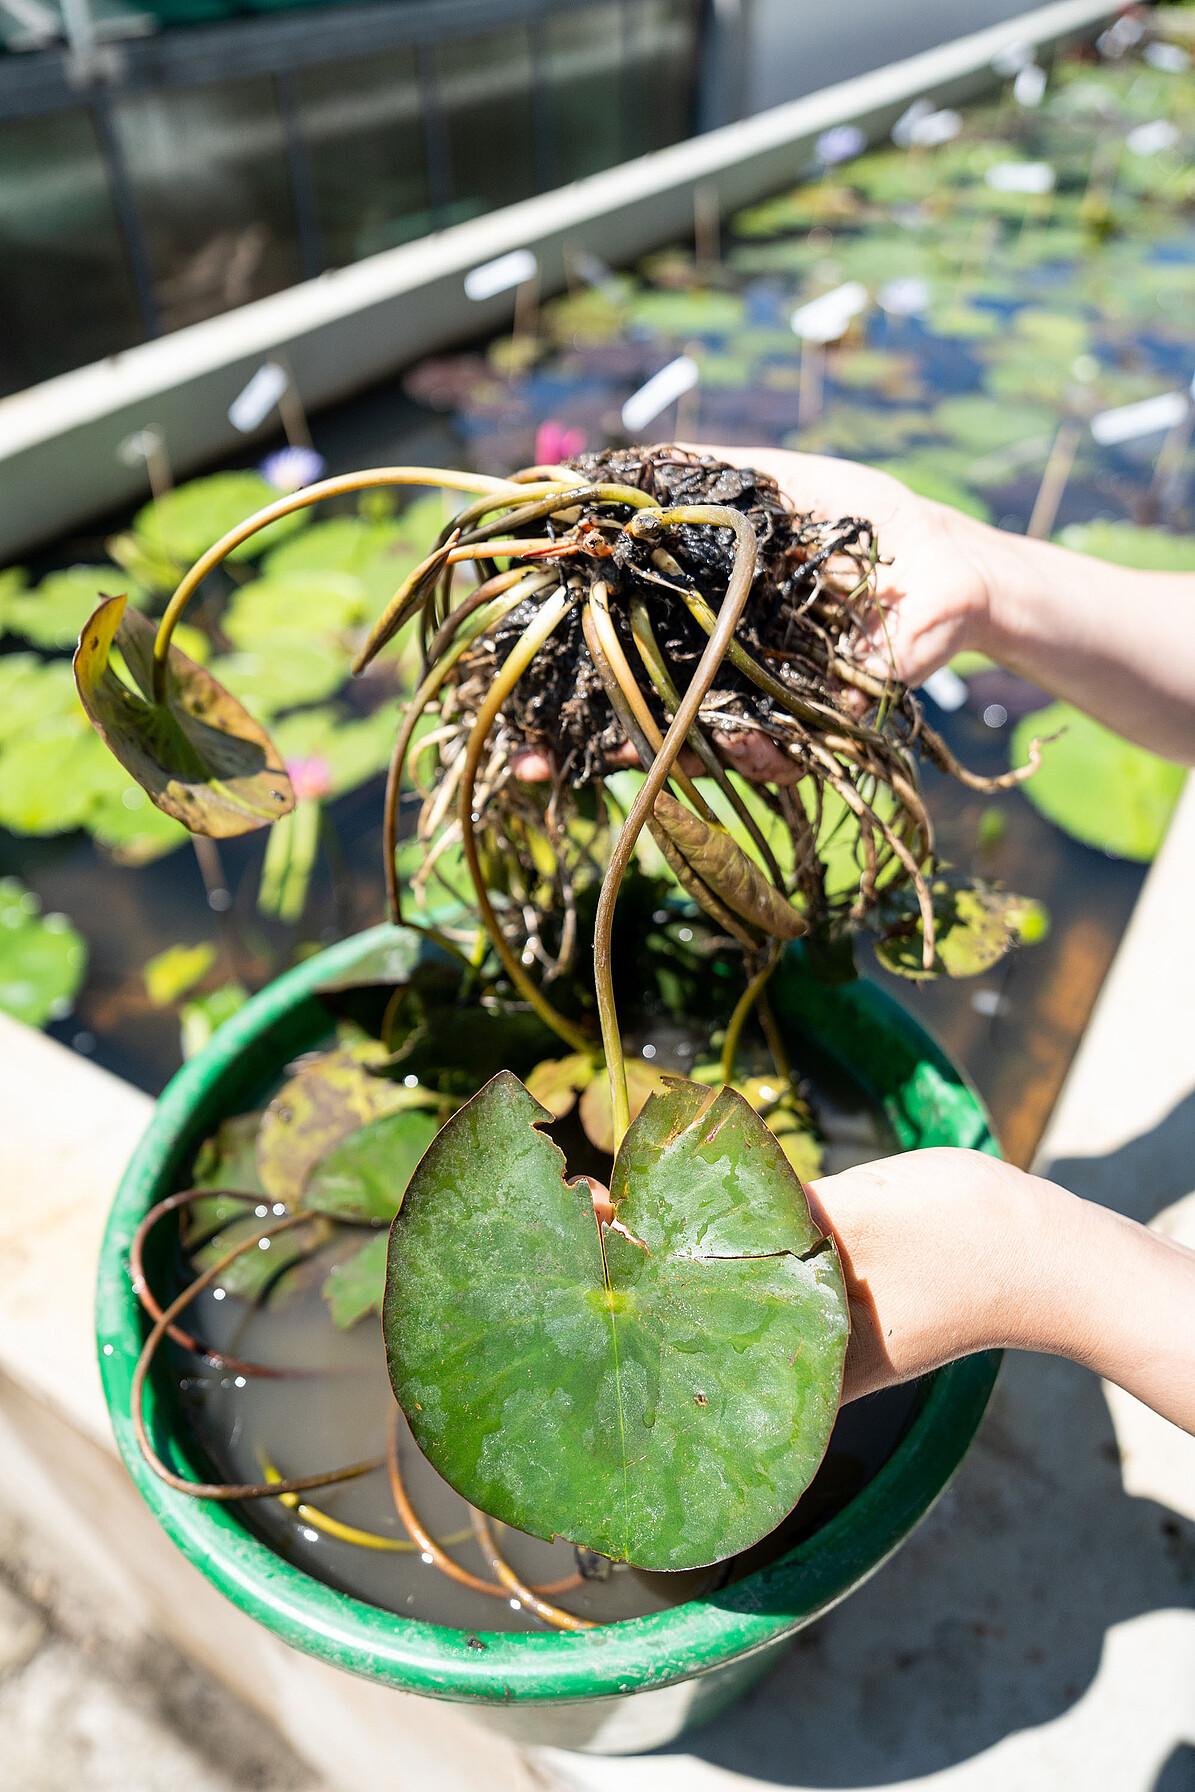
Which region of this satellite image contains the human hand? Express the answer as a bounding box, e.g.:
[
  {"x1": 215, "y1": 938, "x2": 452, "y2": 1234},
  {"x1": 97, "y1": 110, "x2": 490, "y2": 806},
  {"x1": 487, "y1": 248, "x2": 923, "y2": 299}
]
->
[
  {"x1": 808, "y1": 1147, "x2": 1195, "y2": 1434},
  {"x1": 691, "y1": 446, "x2": 996, "y2": 690}
]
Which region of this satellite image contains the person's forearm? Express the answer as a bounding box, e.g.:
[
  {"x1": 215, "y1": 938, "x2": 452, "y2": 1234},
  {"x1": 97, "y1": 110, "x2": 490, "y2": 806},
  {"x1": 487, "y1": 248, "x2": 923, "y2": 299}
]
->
[{"x1": 955, "y1": 515, "x2": 1195, "y2": 764}]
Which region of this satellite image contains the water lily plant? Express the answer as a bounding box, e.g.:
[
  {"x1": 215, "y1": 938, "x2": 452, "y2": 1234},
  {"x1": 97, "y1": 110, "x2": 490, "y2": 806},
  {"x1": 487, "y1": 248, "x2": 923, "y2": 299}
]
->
[{"x1": 80, "y1": 447, "x2": 1044, "y2": 1598}]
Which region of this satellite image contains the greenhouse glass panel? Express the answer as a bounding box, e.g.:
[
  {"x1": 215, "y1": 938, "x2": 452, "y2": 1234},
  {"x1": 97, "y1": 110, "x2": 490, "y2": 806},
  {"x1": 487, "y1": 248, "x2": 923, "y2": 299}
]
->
[
  {"x1": 109, "y1": 79, "x2": 303, "y2": 332},
  {"x1": 537, "y1": 3, "x2": 623, "y2": 187},
  {"x1": 0, "y1": 109, "x2": 143, "y2": 398},
  {"x1": 622, "y1": 0, "x2": 701, "y2": 160},
  {"x1": 433, "y1": 24, "x2": 537, "y2": 221},
  {"x1": 291, "y1": 52, "x2": 431, "y2": 268}
]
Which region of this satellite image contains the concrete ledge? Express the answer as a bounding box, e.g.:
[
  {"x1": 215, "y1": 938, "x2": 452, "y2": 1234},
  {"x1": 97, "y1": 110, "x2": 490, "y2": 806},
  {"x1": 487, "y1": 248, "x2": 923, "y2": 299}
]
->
[{"x1": 0, "y1": 0, "x2": 1114, "y2": 558}]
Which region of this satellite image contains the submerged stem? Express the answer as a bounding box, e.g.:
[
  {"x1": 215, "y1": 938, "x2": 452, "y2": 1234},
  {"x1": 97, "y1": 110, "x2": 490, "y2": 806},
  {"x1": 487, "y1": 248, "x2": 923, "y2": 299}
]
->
[{"x1": 719, "y1": 949, "x2": 780, "y2": 1086}]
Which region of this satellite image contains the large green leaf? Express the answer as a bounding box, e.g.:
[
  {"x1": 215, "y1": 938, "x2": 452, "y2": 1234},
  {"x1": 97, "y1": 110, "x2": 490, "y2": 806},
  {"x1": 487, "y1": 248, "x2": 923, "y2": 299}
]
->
[
  {"x1": 1010, "y1": 703, "x2": 1185, "y2": 861},
  {"x1": 0, "y1": 877, "x2": 86, "y2": 1028},
  {"x1": 385, "y1": 1072, "x2": 848, "y2": 1570},
  {"x1": 131, "y1": 472, "x2": 308, "y2": 569},
  {"x1": 302, "y1": 1106, "x2": 440, "y2": 1223},
  {"x1": 1055, "y1": 521, "x2": 1195, "y2": 571},
  {"x1": 874, "y1": 874, "x2": 1047, "y2": 978},
  {"x1": 220, "y1": 572, "x2": 367, "y2": 656},
  {"x1": 0, "y1": 565, "x2": 147, "y2": 651},
  {"x1": 208, "y1": 646, "x2": 347, "y2": 719},
  {"x1": 0, "y1": 655, "x2": 79, "y2": 747},
  {"x1": 73, "y1": 595, "x2": 294, "y2": 837}
]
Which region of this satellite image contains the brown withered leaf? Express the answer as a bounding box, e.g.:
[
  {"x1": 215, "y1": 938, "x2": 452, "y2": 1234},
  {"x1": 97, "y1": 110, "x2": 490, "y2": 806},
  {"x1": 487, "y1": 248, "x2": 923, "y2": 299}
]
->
[
  {"x1": 256, "y1": 1042, "x2": 435, "y2": 1206},
  {"x1": 74, "y1": 594, "x2": 293, "y2": 837},
  {"x1": 525, "y1": 1052, "x2": 595, "y2": 1119},
  {"x1": 652, "y1": 790, "x2": 806, "y2": 941}
]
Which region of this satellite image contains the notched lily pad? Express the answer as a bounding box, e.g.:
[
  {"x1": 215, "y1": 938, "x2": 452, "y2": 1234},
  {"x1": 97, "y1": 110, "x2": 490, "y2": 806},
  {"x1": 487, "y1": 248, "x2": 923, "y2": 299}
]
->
[
  {"x1": 385, "y1": 1070, "x2": 849, "y2": 1571},
  {"x1": 874, "y1": 874, "x2": 1046, "y2": 977},
  {"x1": 73, "y1": 595, "x2": 294, "y2": 837}
]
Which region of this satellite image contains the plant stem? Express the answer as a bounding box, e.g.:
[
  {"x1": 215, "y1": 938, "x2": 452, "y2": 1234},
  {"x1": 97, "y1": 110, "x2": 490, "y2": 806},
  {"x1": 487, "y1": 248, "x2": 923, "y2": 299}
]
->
[
  {"x1": 456, "y1": 587, "x2": 591, "y2": 1053},
  {"x1": 719, "y1": 948, "x2": 779, "y2": 1086},
  {"x1": 469, "y1": 1507, "x2": 594, "y2": 1631},
  {"x1": 592, "y1": 506, "x2": 758, "y2": 1153},
  {"x1": 152, "y1": 468, "x2": 529, "y2": 704}
]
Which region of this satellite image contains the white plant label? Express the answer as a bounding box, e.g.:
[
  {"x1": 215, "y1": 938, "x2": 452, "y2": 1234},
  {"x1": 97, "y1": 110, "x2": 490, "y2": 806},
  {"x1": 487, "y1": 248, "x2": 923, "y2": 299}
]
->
[
  {"x1": 621, "y1": 357, "x2": 700, "y2": 434},
  {"x1": 1013, "y1": 64, "x2": 1047, "y2": 108},
  {"x1": 791, "y1": 282, "x2": 868, "y2": 344},
  {"x1": 228, "y1": 363, "x2": 289, "y2": 434},
  {"x1": 1091, "y1": 390, "x2": 1191, "y2": 446},
  {"x1": 921, "y1": 667, "x2": 969, "y2": 713},
  {"x1": 985, "y1": 161, "x2": 1056, "y2": 195},
  {"x1": 463, "y1": 249, "x2": 539, "y2": 301},
  {"x1": 1126, "y1": 119, "x2": 1180, "y2": 157},
  {"x1": 878, "y1": 276, "x2": 930, "y2": 317},
  {"x1": 118, "y1": 427, "x2": 164, "y2": 467}
]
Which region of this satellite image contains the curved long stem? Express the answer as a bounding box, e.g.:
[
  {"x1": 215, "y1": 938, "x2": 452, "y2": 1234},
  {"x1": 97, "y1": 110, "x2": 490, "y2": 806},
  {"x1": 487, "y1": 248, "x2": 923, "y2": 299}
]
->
[
  {"x1": 132, "y1": 1213, "x2": 382, "y2": 1499},
  {"x1": 456, "y1": 587, "x2": 591, "y2": 1052},
  {"x1": 469, "y1": 1507, "x2": 594, "y2": 1631},
  {"x1": 628, "y1": 596, "x2": 786, "y2": 888},
  {"x1": 593, "y1": 507, "x2": 758, "y2": 1151},
  {"x1": 719, "y1": 948, "x2": 780, "y2": 1086},
  {"x1": 153, "y1": 468, "x2": 526, "y2": 703}
]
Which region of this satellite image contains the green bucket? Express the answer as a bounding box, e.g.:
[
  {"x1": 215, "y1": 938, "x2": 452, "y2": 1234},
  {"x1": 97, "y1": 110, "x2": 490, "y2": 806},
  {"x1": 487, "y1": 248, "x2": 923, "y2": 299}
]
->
[{"x1": 96, "y1": 926, "x2": 1000, "y2": 1755}]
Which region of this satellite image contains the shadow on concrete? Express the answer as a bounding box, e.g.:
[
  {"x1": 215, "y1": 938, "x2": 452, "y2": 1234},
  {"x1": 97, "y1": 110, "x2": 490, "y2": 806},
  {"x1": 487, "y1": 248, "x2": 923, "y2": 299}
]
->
[
  {"x1": 649, "y1": 1094, "x2": 1195, "y2": 1787},
  {"x1": 1155, "y1": 1745, "x2": 1195, "y2": 1792}
]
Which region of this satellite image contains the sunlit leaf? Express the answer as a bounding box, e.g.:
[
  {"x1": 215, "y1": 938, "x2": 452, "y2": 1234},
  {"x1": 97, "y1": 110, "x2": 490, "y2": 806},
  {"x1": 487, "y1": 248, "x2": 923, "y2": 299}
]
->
[
  {"x1": 1056, "y1": 520, "x2": 1195, "y2": 571},
  {"x1": 269, "y1": 703, "x2": 402, "y2": 801},
  {"x1": 0, "y1": 654, "x2": 79, "y2": 746},
  {"x1": 1011, "y1": 703, "x2": 1185, "y2": 861},
  {"x1": 652, "y1": 790, "x2": 806, "y2": 939},
  {"x1": 221, "y1": 572, "x2": 367, "y2": 656},
  {"x1": 577, "y1": 1057, "x2": 670, "y2": 1154},
  {"x1": 256, "y1": 1043, "x2": 419, "y2": 1206},
  {"x1": 0, "y1": 877, "x2": 86, "y2": 1028},
  {"x1": 873, "y1": 458, "x2": 991, "y2": 520},
  {"x1": 0, "y1": 565, "x2": 148, "y2": 651},
  {"x1": 525, "y1": 1052, "x2": 594, "y2": 1118},
  {"x1": 194, "y1": 1210, "x2": 329, "y2": 1302},
  {"x1": 208, "y1": 646, "x2": 346, "y2": 718},
  {"x1": 143, "y1": 940, "x2": 217, "y2": 1007},
  {"x1": 874, "y1": 874, "x2": 1047, "y2": 978},
  {"x1": 313, "y1": 926, "x2": 423, "y2": 992},
  {"x1": 385, "y1": 1072, "x2": 848, "y2": 1570},
  {"x1": 322, "y1": 1231, "x2": 389, "y2": 1329},
  {"x1": 131, "y1": 472, "x2": 308, "y2": 569},
  {"x1": 183, "y1": 1111, "x2": 265, "y2": 1245},
  {"x1": 73, "y1": 595, "x2": 294, "y2": 837},
  {"x1": 180, "y1": 981, "x2": 249, "y2": 1057},
  {"x1": 302, "y1": 1106, "x2": 440, "y2": 1222}
]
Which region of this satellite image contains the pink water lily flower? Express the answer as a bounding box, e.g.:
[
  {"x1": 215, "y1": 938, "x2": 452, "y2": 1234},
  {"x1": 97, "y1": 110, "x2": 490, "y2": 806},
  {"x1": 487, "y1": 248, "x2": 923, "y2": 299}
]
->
[
  {"x1": 286, "y1": 755, "x2": 333, "y2": 802},
  {"x1": 534, "y1": 420, "x2": 587, "y2": 467}
]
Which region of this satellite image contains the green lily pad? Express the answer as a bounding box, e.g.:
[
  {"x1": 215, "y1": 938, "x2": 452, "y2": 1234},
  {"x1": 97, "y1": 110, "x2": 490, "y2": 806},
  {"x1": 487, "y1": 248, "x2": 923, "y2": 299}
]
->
[
  {"x1": 221, "y1": 572, "x2": 368, "y2": 656},
  {"x1": 143, "y1": 940, "x2": 217, "y2": 1007},
  {"x1": 131, "y1": 472, "x2": 308, "y2": 570},
  {"x1": 74, "y1": 595, "x2": 294, "y2": 837},
  {"x1": 87, "y1": 785, "x2": 190, "y2": 864},
  {"x1": 385, "y1": 1072, "x2": 849, "y2": 1570},
  {"x1": 0, "y1": 565, "x2": 148, "y2": 651},
  {"x1": 262, "y1": 515, "x2": 425, "y2": 612},
  {"x1": 0, "y1": 877, "x2": 86, "y2": 1028},
  {"x1": 873, "y1": 458, "x2": 991, "y2": 520},
  {"x1": 0, "y1": 715, "x2": 124, "y2": 836},
  {"x1": 256, "y1": 1043, "x2": 419, "y2": 1206},
  {"x1": 930, "y1": 396, "x2": 1057, "y2": 453},
  {"x1": 874, "y1": 874, "x2": 1046, "y2": 978},
  {"x1": 183, "y1": 1111, "x2": 266, "y2": 1245},
  {"x1": 1010, "y1": 703, "x2": 1186, "y2": 861},
  {"x1": 194, "y1": 1210, "x2": 329, "y2": 1302},
  {"x1": 269, "y1": 703, "x2": 402, "y2": 800},
  {"x1": 1056, "y1": 521, "x2": 1195, "y2": 571},
  {"x1": 626, "y1": 291, "x2": 745, "y2": 336},
  {"x1": 180, "y1": 982, "x2": 249, "y2": 1058},
  {"x1": 0, "y1": 655, "x2": 79, "y2": 746},
  {"x1": 302, "y1": 1106, "x2": 440, "y2": 1223},
  {"x1": 313, "y1": 926, "x2": 423, "y2": 992},
  {"x1": 208, "y1": 646, "x2": 347, "y2": 719},
  {"x1": 323, "y1": 1231, "x2": 390, "y2": 1328}
]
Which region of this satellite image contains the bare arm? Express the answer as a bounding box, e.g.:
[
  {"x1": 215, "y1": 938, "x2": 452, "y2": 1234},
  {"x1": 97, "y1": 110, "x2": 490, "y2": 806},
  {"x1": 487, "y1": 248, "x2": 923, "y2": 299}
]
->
[
  {"x1": 694, "y1": 445, "x2": 1195, "y2": 765},
  {"x1": 807, "y1": 1149, "x2": 1195, "y2": 1435}
]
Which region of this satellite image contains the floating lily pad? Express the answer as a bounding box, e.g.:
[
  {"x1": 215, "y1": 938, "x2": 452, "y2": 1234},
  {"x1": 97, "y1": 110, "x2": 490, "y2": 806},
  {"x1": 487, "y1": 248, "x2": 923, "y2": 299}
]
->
[
  {"x1": 269, "y1": 703, "x2": 402, "y2": 800},
  {"x1": 385, "y1": 1071, "x2": 848, "y2": 1570},
  {"x1": 930, "y1": 396, "x2": 1057, "y2": 453},
  {"x1": 626, "y1": 291, "x2": 745, "y2": 336},
  {"x1": 302, "y1": 1106, "x2": 440, "y2": 1223},
  {"x1": 0, "y1": 565, "x2": 147, "y2": 651},
  {"x1": 0, "y1": 655, "x2": 79, "y2": 745},
  {"x1": 194, "y1": 1210, "x2": 329, "y2": 1302},
  {"x1": 208, "y1": 646, "x2": 347, "y2": 719},
  {"x1": 262, "y1": 514, "x2": 426, "y2": 612},
  {"x1": 143, "y1": 940, "x2": 217, "y2": 1007},
  {"x1": 0, "y1": 715, "x2": 127, "y2": 835},
  {"x1": 131, "y1": 472, "x2": 309, "y2": 569},
  {"x1": 1056, "y1": 521, "x2": 1195, "y2": 571},
  {"x1": 323, "y1": 1231, "x2": 390, "y2": 1329},
  {"x1": 221, "y1": 572, "x2": 368, "y2": 657},
  {"x1": 873, "y1": 458, "x2": 991, "y2": 520},
  {"x1": 0, "y1": 877, "x2": 86, "y2": 1028},
  {"x1": 74, "y1": 595, "x2": 294, "y2": 837},
  {"x1": 1011, "y1": 703, "x2": 1186, "y2": 860},
  {"x1": 180, "y1": 982, "x2": 249, "y2": 1057},
  {"x1": 874, "y1": 874, "x2": 1046, "y2": 978},
  {"x1": 183, "y1": 1111, "x2": 266, "y2": 1244}
]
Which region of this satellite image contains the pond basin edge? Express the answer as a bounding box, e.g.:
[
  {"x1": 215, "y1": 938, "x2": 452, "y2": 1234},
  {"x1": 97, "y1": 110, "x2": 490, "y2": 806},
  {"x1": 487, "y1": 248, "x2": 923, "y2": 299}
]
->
[{"x1": 95, "y1": 924, "x2": 1000, "y2": 1730}]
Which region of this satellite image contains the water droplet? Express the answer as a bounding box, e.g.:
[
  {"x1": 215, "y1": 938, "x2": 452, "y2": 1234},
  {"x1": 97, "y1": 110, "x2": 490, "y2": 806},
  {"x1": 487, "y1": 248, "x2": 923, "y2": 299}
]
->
[
  {"x1": 509, "y1": 1598, "x2": 521, "y2": 1610},
  {"x1": 421, "y1": 1552, "x2": 434, "y2": 1565},
  {"x1": 213, "y1": 1288, "x2": 226, "y2": 1301},
  {"x1": 258, "y1": 1238, "x2": 271, "y2": 1251},
  {"x1": 102, "y1": 1343, "x2": 114, "y2": 1356},
  {"x1": 404, "y1": 1074, "x2": 419, "y2": 1088},
  {"x1": 301, "y1": 1527, "x2": 319, "y2": 1543},
  {"x1": 272, "y1": 1202, "x2": 286, "y2": 1215},
  {"x1": 234, "y1": 1375, "x2": 246, "y2": 1388},
  {"x1": 641, "y1": 1043, "x2": 657, "y2": 1059},
  {"x1": 255, "y1": 1205, "x2": 268, "y2": 1217}
]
